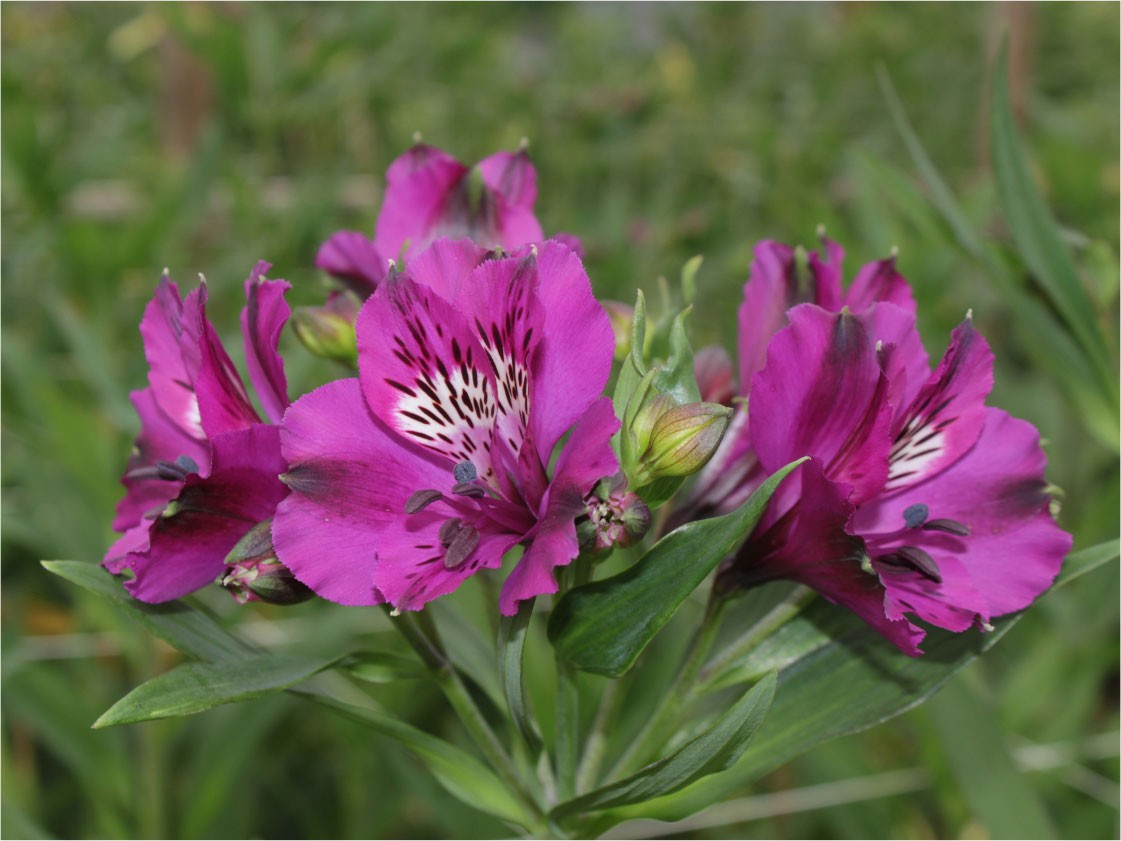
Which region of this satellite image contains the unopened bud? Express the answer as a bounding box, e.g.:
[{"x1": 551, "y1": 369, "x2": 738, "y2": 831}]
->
[
  {"x1": 576, "y1": 475, "x2": 652, "y2": 554},
  {"x1": 636, "y1": 402, "x2": 731, "y2": 485},
  {"x1": 220, "y1": 519, "x2": 315, "y2": 606},
  {"x1": 292, "y1": 291, "x2": 359, "y2": 366}
]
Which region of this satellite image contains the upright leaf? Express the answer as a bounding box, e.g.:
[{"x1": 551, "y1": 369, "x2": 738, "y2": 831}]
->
[
  {"x1": 552, "y1": 671, "x2": 775, "y2": 823},
  {"x1": 549, "y1": 459, "x2": 806, "y2": 677}
]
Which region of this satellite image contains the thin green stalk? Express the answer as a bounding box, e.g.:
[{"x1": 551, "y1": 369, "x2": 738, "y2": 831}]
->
[
  {"x1": 607, "y1": 594, "x2": 728, "y2": 779},
  {"x1": 575, "y1": 677, "x2": 625, "y2": 794},
  {"x1": 695, "y1": 585, "x2": 815, "y2": 693},
  {"x1": 554, "y1": 562, "x2": 585, "y2": 801},
  {"x1": 387, "y1": 608, "x2": 544, "y2": 823}
]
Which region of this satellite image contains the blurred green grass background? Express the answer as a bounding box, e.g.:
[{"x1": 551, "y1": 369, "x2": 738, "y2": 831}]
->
[{"x1": 2, "y1": 3, "x2": 1117, "y2": 838}]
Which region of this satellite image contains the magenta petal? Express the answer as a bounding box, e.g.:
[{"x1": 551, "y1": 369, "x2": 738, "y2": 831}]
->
[
  {"x1": 477, "y1": 149, "x2": 544, "y2": 249},
  {"x1": 884, "y1": 318, "x2": 993, "y2": 493},
  {"x1": 806, "y1": 236, "x2": 845, "y2": 311},
  {"x1": 528, "y1": 240, "x2": 615, "y2": 459},
  {"x1": 863, "y1": 302, "x2": 930, "y2": 413},
  {"x1": 315, "y1": 231, "x2": 387, "y2": 298},
  {"x1": 750, "y1": 305, "x2": 893, "y2": 503},
  {"x1": 845, "y1": 255, "x2": 915, "y2": 314},
  {"x1": 357, "y1": 274, "x2": 501, "y2": 480},
  {"x1": 195, "y1": 318, "x2": 260, "y2": 438},
  {"x1": 273, "y1": 379, "x2": 451, "y2": 606},
  {"x1": 406, "y1": 238, "x2": 491, "y2": 301},
  {"x1": 694, "y1": 345, "x2": 736, "y2": 406},
  {"x1": 499, "y1": 398, "x2": 620, "y2": 615},
  {"x1": 142, "y1": 279, "x2": 206, "y2": 439},
  {"x1": 124, "y1": 424, "x2": 287, "y2": 603},
  {"x1": 728, "y1": 460, "x2": 925, "y2": 655},
  {"x1": 551, "y1": 232, "x2": 585, "y2": 258},
  {"x1": 854, "y1": 408, "x2": 1070, "y2": 620},
  {"x1": 736, "y1": 241, "x2": 796, "y2": 392},
  {"x1": 241, "y1": 263, "x2": 291, "y2": 424},
  {"x1": 112, "y1": 389, "x2": 210, "y2": 532},
  {"x1": 375, "y1": 144, "x2": 469, "y2": 261}
]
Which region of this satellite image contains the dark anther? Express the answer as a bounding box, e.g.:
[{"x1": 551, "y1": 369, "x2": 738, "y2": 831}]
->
[
  {"x1": 175, "y1": 454, "x2": 200, "y2": 474},
  {"x1": 902, "y1": 503, "x2": 929, "y2": 529},
  {"x1": 405, "y1": 489, "x2": 444, "y2": 514},
  {"x1": 438, "y1": 518, "x2": 464, "y2": 546},
  {"x1": 880, "y1": 545, "x2": 942, "y2": 583},
  {"x1": 155, "y1": 460, "x2": 191, "y2": 481},
  {"x1": 922, "y1": 518, "x2": 971, "y2": 536},
  {"x1": 453, "y1": 461, "x2": 477, "y2": 484},
  {"x1": 452, "y1": 482, "x2": 485, "y2": 498},
  {"x1": 444, "y1": 524, "x2": 480, "y2": 569}
]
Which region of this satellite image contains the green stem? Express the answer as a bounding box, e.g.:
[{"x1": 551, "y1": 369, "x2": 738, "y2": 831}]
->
[
  {"x1": 554, "y1": 562, "x2": 585, "y2": 801},
  {"x1": 575, "y1": 677, "x2": 625, "y2": 793},
  {"x1": 387, "y1": 608, "x2": 544, "y2": 823},
  {"x1": 608, "y1": 594, "x2": 728, "y2": 778},
  {"x1": 695, "y1": 585, "x2": 815, "y2": 693}
]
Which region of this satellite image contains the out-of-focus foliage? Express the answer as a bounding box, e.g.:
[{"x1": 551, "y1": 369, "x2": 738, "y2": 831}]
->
[{"x1": 2, "y1": 3, "x2": 1117, "y2": 838}]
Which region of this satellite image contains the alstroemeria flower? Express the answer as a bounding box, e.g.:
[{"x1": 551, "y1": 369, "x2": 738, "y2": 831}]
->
[
  {"x1": 273, "y1": 239, "x2": 618, "y2": 614},
  {"x1": 314, "y1": 142, "x2": 549, "y2": 297},
  {"x1": 684, "y1": 237, "x2": 914, "y2": 520},
  {"x1": 717, "y1": 304, "x2": 1071, "y2": 654},
  {"x1": 103, "y1": 263, "x2": 292, "y2": 603}
]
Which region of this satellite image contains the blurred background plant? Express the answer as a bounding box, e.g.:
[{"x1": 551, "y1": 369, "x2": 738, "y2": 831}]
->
[{"x1": 2, "y1": 3, "x2": 1117, "y2": 838}]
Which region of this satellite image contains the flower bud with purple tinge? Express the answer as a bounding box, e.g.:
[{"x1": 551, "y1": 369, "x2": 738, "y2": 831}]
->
[
  {"x1": 291, "y1": 291, "x2": 360, "y2": 366},
  {"x1": 634, "y1": 401, "x2": 731, "y2": 486},
  {"x1": 220, "y1": 519, "x2": 315, "y2": 606},
  {"x1": 576, "y1": 475, "x2": 652, "y2": 554}
]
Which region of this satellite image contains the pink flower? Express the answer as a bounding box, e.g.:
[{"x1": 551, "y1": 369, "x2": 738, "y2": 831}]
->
[
  {"x1": 684, "y1": 237, "x2": 914, "y2": 520},
  {"x1": 104, "y1": 263, "x2": 292, "y2": 602},
  {"x1": 717, "y1": 304, "x2": 1071, "y2": 654},
  {"x1": 274, "y1": 239, "x2": 618, "y2": 614}
]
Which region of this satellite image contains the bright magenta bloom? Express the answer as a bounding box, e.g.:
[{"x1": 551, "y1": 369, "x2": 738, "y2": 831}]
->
[
  {"x1": 718, "y1": 304, "x2": 1071, "y2": 654},
  {"x1": 314, "y1": 142, "x2": 547, "y2": 295},
  {"x1": 274, "y1": 239, "x2": 618, "y2": 614},
  {"x1": 104, "y1": 264, "x2": 292, "y2": 602}
]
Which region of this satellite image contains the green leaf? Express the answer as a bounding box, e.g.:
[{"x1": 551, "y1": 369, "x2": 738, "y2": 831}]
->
[
  {"x1": 990, "y1": 45, "x2": 1113, "y2": 385},
  {"x1": 93, "y1": 654, "x2": 342, "y2": 727},
  {"x1": 1055, "y1": 539, "x2": 1119, "y2": 588},
  {"x1": 651, "y1": 305, "x2": 701, "y2": 406},
  {"x1": 680, "y1": 255, "x2": 703, "y2": 306},
  {"x1": 308, "y1": 692, "x2": 530, "y2": 827},
  {"x1": 548, "y1": 458, "x2": 806, "y2": 677},
  {"x1": 552, "y1": 671, "x2": 775, "y2": 823},
  {"x1": 42, "y1": 561, "x2": 254, "y2": 661},
  {"x1": 927, "y1": 677, "x2": 1056, "y2": 838},
  {"x1": 345, "y1": 651, "x2": 427, "y2": 684},
  {"x1": 497, "y1": 598, "x2": 544, "y2": 755},
  {"x1": 587, "y1": 541, "x2": 1116, "y2": 833}
]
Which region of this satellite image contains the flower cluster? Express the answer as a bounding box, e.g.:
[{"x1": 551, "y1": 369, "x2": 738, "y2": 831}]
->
[{"x1": 104, "y1": 143, "x2": 1069, "y2": 656}]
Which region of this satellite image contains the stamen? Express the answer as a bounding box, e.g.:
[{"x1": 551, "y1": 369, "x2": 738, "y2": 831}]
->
[
  {"x1": 444, "y1": 524, "x2": 480, "y2": 569},
  {"x1": 879, "y1": 545, "x2": 942, "y2": 583},
  {"x1": 922, "y1": 518, "x2": 971, "y2": 536},
  {"x1": 453, "y1": 461, "x2": 477, "y2": 484},
  {"x1": 451, "y1": 482, "x2": 485, "y2": 498},
  {"x1": 175, "y1": 454, "x2": 200, "y2": 474},
  {"x1": 405, "y1": 489, "x2": 444, "y2": 514},
  {"x1": 902, "y1": 503, "x2": 929, "y2": 529},
  {"x1": 438, "y1": 518, "x2": 464, "y2": 546}
]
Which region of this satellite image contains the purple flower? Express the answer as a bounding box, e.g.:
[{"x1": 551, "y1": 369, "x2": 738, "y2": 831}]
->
[
  {"x1": 103, "y1": 263, "x2": 292, "y2": 603},
  {"x1": 684, "y1": 237, "x2": 914, "y2": 520},
  {"x1": 717, "y1": 303, "x2": 1071, "y2": 654},
  {"x1": 314, "y1": 142, "x2": 550, "y2": 297},
  {"x1": 273, "y1": 239, "x2": 618, "y2": 614}
]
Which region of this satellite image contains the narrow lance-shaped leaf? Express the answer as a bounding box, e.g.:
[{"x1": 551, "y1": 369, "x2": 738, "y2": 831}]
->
[
  {"x1": 551, "y1": 671, "x2": 776, "y2": 824},
  {"x1": 42, "y1": 560, "x2": 255, "y2": 662},
  {"x1": 497, "y1": 597, "x2": 544, "y2": 755},
  {"x1": 94, "y1": 654, "x2": 343, "y2": 727},
  {"x1": 991, "y1": 44, "x2": 1116, "y2": 413},
  {"x1": 549, "y1": 458, "x2": 807, "y2": 677},
  {"x1": 587, "y1": 540, "x2": 1118, "y2": 834}
]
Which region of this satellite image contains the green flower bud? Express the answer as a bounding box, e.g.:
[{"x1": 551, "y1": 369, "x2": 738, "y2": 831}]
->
[
  {"x1": 634, "y1": 401, "x2": 731, "y2": 485},
  {"x1": 220, "y1": 519, "x2": 315, "y2": 606},
  {"x1": 291, "y1": 291, "x2": 359, "y2": 366},
  {"x1": 602, "y1": 300, "x2": 636, "y2": 362}
]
